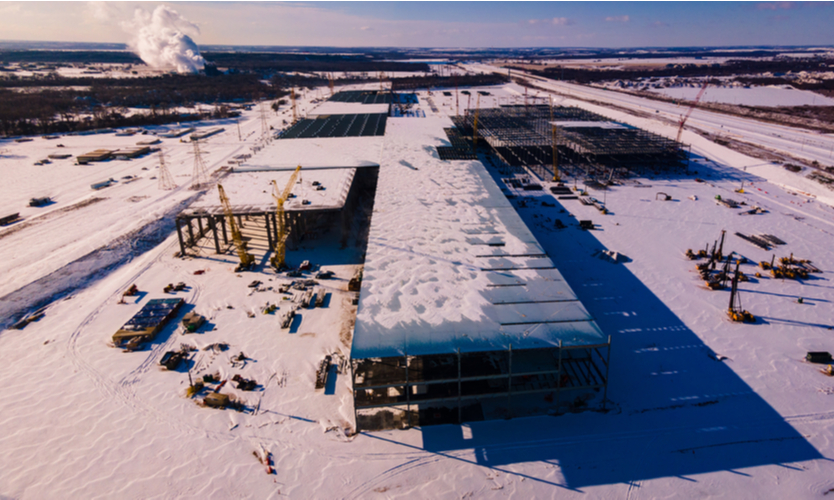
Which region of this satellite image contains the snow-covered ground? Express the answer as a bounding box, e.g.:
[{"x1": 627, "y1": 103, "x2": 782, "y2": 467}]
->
[
  {"x1": 2, "y1": 77, "x2": 834, "y2": 499},
  {"x1": 650, "y1": 85, "x2": 834, "y2": 107}
]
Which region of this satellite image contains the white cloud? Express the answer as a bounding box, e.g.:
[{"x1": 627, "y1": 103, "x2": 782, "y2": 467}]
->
[
  {"x1": 87, "y1": 1, "x2": 113, "y2": 22},
  {"x1": 605, "y1": 15, "x2": 630, "y2": 23},
  {"x1": 551, "y1": 17, "x2": 574, "y2": 26}
]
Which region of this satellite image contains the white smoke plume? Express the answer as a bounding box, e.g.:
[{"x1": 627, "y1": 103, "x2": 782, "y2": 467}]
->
[{"x1": 122, "y1": 5, "x2": 206, "y2": 74}]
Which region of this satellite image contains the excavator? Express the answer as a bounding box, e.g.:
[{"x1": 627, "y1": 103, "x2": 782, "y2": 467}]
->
[
  {"x1": 218, "y1": 184, "x2": 254, "y2": 272},
  {"x1": 270, "y1": 165, "x2": 303, "y2": 270}
]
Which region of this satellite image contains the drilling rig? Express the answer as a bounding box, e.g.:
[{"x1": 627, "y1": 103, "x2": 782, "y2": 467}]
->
[{"x1": 728, "y1": 262, "x2": 754, "y2": 323}]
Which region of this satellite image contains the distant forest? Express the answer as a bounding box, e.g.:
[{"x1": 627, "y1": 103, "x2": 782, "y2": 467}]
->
[
  {"x1": 0, "y1": 48, "x2": 511, "y2": 136},
  {"x1": 0, "y1": 73, "x2": 289, "y2": 136},
  {"x1": 0, "y1": 49, "x2": 436, "y2": 136},
  {"x1": 0, "y1": 50, "x2": 429, "y2": 72}
]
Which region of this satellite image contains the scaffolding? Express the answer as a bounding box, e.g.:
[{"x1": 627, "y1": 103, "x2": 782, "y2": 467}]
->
[{"x1": 452, "y1": 104, "x2": 688, "y2": 181}]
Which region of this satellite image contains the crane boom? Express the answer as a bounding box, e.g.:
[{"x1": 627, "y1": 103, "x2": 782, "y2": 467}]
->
[
  {"x1": 218, "y1": 184, "x2": 254, "y2": 270},
  {"x1": 676, "y1": 81, "x2": 709, "y2": 143},
  {"x1": 270, "y1": 165, "x2": 303, "y2": 269}
]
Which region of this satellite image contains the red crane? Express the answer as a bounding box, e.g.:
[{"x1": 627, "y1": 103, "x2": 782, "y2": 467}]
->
[{"x1": 676, "y1": 81, "x2": 709, "y2": 143}]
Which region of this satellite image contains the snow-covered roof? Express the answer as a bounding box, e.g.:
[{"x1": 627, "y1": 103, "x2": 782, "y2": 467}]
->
[
  {"x1": 310, "y1": 101, "x2": 390, "y2": 116},
  {"x1": 187, "y1": 168, "x2": 356, "y2": 214},
  {"x1": 240, "y1": 136, "x2": 384, "y2": 171},
  {"x1": 351, "y1": 117, "x2": 606, "y2": 359}
]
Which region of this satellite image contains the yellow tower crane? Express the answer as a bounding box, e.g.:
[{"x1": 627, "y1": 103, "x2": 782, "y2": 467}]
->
[
  {"x1": 291, "y1": 88, "x2": 298, "y2": 125},
  {"x1": 472, "y1": 94, "x2": 481, "y2": 150},
  {"x1": 217, "y1": 184, "x2": 254, "y2": 271},
  {"x1": 270, "y1": 165, "x2": 303, "y2": 270}
]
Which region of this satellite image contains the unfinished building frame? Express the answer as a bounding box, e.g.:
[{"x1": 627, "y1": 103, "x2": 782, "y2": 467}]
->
[
  {"x1": 351, "y1": 337, "x2": 611, "y2": 431},
  {"x1": 175, "y1": 167, "x2": 379, "y2": 258},
  {"x1": 452, "y1": 104, "x2": 689, "y2": 180}
]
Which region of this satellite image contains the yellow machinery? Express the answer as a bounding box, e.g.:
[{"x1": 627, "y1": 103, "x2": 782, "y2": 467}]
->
[
  {"x1": 217, "y1": 184, "x2": 255, "y2": 271},
  {"x1": 472, "y1": 94, "x2": 480, "y2": 150},
  {"x1": 270, "y1": 165, "x2": 303, "y2": 270},
  {"x1": 728, "y1": 262, "x2": 754, "y2": 323},
  {"x1": 291, "y1": 88, "x2": 298, "y2": 125}
]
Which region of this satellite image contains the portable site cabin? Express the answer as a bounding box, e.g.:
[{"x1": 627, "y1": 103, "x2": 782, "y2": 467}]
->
[
  {"x1": 112, "y1": 146, "x2": 151, "y2": 159},
  {"x1": 77, "y1": 149, "x2": 113, "y2": 164}
]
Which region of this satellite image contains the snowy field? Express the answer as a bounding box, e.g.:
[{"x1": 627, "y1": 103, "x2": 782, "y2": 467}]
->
[
  {"x1": 650, "y1": 85, "x2": 834, "y2": 107},
  {"x1": 1, "y1": 77, "x2": 834, "y2": 499}
]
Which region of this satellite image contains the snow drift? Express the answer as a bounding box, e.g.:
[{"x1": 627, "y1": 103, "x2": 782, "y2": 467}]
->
[{"x1": 123, "y1": 5, "x2": 205, "y2": 74}]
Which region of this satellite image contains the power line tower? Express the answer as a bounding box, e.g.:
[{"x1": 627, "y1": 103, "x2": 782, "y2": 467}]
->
[
  {"x1": 190, "y1": 140, "x2": 210, "y2": 190},
  {"x1": 259, "y1": 100, "x2": 269, "y2": 142},
  {"x1": 291, "y1": 88, "x2": 298, "y2": 125},
  {"x1": 158, "y1": 149, "x2": 177, "y2": 190}
]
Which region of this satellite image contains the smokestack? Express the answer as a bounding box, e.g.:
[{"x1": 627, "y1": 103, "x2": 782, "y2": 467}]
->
[{"x1": 123, "y1": 6, "x2": 205, "y2": 74}]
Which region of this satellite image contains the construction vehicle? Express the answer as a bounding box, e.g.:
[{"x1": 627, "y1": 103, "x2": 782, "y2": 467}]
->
[
  {"x1": 182, "y1": 311, "x2": 206, "y2": 333},
  {"x1": 348, "y1": 268, "x2": 363, "y2": 292},
  {"x1": 218, "y1": 184, "x2": 255, "y2": 271},
  {"x1": 160, "y1": 350, "x2": 186, "y2": 370},
  {"x1": 676, "y1": 81, "x2": 709, "y2": 143},
  {"x1": 728, "y1": 262, "x2": 754, "y2": 323},
  {"x1": 270, "y1": 165, "x2": 303, "y2": 270},
  {"x1": 280, "y1": 307, "x2": 296, "y2": 329},
  {"x1": 301, "y1": 289, "x2": 314, "y2": 308}
]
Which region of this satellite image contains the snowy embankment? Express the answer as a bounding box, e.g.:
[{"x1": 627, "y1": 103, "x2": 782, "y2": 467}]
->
[{"x1": 650, "y1": 85, "x2": 834, "y2": 107}]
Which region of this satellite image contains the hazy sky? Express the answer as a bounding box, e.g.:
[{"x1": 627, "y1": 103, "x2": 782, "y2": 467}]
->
[{"x1": 1, "y1": 1, "x2": 832, "y2": 48}]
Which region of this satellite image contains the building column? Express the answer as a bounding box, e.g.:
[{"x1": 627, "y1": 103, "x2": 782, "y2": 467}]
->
[
  {"x1": 175, "y1": 217, "x2": 186, "y2": 257},
  {"x1": 209, "y1": 215, "x2": 221, "y2": 254},
  {"x1": 265, "y1": 213, "x2": 273, "y2": 249},
  {"x1": 186, "y1": 218, "x2": 195, "y2": 247}
]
